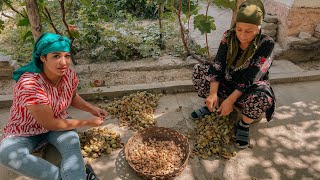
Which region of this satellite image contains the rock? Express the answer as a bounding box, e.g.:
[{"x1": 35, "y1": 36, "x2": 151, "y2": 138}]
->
[
  {"x1": 262, "y1": 22, "x2": 277, "y2": 30},
  {"x1": 314, "y1": 31, "x2": 320, "y2": 39},
  {"x1": 286, "y1": 36, "x2": 320, "y2": 50},
  {"x1": 0, "y1": 67, "x2": 14, "y2": 80},
  {"x1": 315, "y1": 24, "x2": 320, "y2": 33},
  {"x1": 10, "y1": 60, "x2": 19, "y2": 69},
  {"x1": 0, "y1": 59, "x2": 10, "y2": 68},
  {"x1": 262, "y1": 29, "x2": 277, "y2": 37},
  {"x1": 264, "y1": 15, "x2": 278, "y2": 23},
  {"x1": 298, "y1": 32, "x2": 312, "y2": 39}
]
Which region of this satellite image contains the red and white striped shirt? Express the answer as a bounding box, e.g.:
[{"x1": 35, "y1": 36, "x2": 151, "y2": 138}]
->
[{"x1": 3, "y1": 68, "x2": 78, "y2": 139}]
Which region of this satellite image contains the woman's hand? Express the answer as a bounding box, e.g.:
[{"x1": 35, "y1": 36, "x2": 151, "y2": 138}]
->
[
  {"x1": 205, "y1": 94, "x2": 219, "y2": 112},
  {"x1": 217, "y1": 98, "x2": 234, "y2": 116},
  {"x1": 90, "y1": 107, "x2": 108, "y2": 119},
  {"x1": 88, "y1": 116, "x2": 105, "y2": 127}
]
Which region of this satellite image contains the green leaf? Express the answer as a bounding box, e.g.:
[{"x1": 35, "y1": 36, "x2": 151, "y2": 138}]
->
[
  {"x1": 213, "y1": 0, "x2": 237, "y2": 11},
  {"x1": 17, "y1": 18, "x2": 30, "y2": 26},
  {"x1": 193, "y1": 14, "x2": 216, "y2": 35},
  {"x1": 80, "y1": 0, "x2": 92, "y2": 7},
  {"x1": 3, "y1": 0, "x2": 12, "y2": 4},
  {"x1": 23, "y1": 31, "x2": 32, "y2": 40}
]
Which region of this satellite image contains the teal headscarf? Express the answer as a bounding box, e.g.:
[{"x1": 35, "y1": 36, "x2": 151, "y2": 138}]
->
[{"x1": 13, "y1": 33, "x2": 71, "y2": 82}]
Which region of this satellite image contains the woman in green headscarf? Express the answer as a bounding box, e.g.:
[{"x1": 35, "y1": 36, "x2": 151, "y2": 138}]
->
[
  {"x1": 190, "y1": 0, "x2": 275, "y2": 149},
  {"x1": 0, "y1": 33, "x2": 106, "y2": 179}
]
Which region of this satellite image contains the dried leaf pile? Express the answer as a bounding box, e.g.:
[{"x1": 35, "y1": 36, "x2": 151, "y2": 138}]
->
[
  {"x1": 188, "y1": 113, "x2": 237, "y2": 160},
  {"x1": 79, "y1": 127, "x2": 123, "y2": 159},
  {"x1": 128, "y1": 138, "x2": 183, "y2": 176},
  {"x1": 105, "y1": 91, "x2": 162, "y2": 130}
]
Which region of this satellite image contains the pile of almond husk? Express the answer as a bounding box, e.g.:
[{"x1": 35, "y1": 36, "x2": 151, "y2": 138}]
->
[
  {"x1": 187, "y1": 112, "x2": 238, "y2": 160},
  {"x1": 79, "y1": 127, "x2": 123, "y2": 160},
  {"x1": 105, "y1": 91, "x2": 162, "y2": 131}
]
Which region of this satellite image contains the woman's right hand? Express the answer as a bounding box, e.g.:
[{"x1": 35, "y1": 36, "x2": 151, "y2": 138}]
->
[
  {"x1": 88, "y1": 116, "x2": 104, "y2": 127},
  {"x1": 205, "y1": 94, "x2": 219, "y2": 112}
]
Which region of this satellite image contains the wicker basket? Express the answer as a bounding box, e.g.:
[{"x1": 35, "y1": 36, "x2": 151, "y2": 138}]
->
[{"x1": 125, "y1": 127, "x2": 190, "y2": 180}]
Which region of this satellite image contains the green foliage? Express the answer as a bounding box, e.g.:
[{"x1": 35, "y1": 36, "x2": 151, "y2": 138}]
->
[
  {"x1": 22, "y1": 30, "x2": 32, "y2": 40},
  {"x1": 0, "y1": 20, "x2": 4, "y2": 33},
  {"x1": 0, "y1": 0, "x2": 3, "y2": 10},
  {"x1": 3, "y1": 0, "x2": 13, "y2": 4},
  {"x1": 0, "y1": 25, "x2": 33, "y2": 63},
  {"x1": 17, "y1": 18, "x2": 29, "y2": 26},
  {"x1": 213, "y1": 0, "x2": 237, "y2": 11},
  {"x1": 0, "y1": 0, "x2": 215, "y2": 64},
  {"x1": 114, "y1": 0, "x2": 158, "y2": 19},
  {"x1": 80, "y1": 0, "x2": 92, "y2": 7},
  {"x1": 74, "y1": 21, "x2": 181, "y2": 62},
  {"x1": 193, "y1": 14, "x2": 216, "y2": 35},
  {"x1": 182, "y1": 0, "x2": 199, "y2": 16}
]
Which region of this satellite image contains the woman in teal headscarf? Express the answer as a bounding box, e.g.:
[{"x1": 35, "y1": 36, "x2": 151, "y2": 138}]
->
[
  {"x1": 190, "y1": 0, "x2": 275, "y2": 149},
  {"x1": 0, "y1": 33, "x2": 106, "y2": 179}
]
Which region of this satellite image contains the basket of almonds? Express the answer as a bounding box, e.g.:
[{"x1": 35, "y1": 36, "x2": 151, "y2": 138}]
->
[{"x1": 125, "y1": 127, "x2": 190, "y2": 180}]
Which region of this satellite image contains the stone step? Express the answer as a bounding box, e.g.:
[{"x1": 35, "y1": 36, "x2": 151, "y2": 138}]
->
[{"x1": 270, "y1": 59, "x2": 304, "y2": 74}]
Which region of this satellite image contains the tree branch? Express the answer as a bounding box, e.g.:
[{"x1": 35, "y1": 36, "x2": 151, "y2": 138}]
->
[
  {"x1": 187, "y1": 0, "x2": 191, "y2": 31},
  {"x1": 59, "y1": 0, "x2": 77, "y2": 65},
  {"x1": 43, "y1": 7, "x2": 61, "y2": 35},
  {"x1": 205, "y1": 1, "x2": 211, "y2": 58},
  {"x1": 59, "y1": 0, "x2": 73, "y2": 41},
  {"x1": 190, "y1": 52, "x2": 209, "y2": 64},
  {"x1": 4, "y1": 2, "x2": 26, "y2": 18},
  {"x1": 65, "y1": 0, "x2": 74, "y2": 14},
  {"x1": 177, "y1": 0, "x2": 190, "y2": 56},
  {"x1": 1, "y1": 12, "x2": 14, "y2": 19}
]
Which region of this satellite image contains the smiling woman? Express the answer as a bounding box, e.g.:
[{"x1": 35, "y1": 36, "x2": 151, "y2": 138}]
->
[{"x1": 0, "y1": 33, "x2": 106, "y2": 180}]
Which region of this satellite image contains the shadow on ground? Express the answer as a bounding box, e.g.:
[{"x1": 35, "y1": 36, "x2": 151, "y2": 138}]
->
[{"x1": 1, "y1": 82, "x2": 320, "y2": 179}]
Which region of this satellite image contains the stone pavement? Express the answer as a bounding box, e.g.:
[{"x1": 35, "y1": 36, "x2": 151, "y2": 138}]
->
[{"x1": 1, "y1": 80, "x2": 320, "y2": 180}]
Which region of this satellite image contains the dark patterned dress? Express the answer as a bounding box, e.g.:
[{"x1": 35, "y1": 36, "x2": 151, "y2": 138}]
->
[{"x1": 192, "y1": 30, "x2": 276, "y2": 121}]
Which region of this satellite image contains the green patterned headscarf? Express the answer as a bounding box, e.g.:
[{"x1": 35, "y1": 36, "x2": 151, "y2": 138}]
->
[
  {"x1": 13, "y1": 33, "x2": 71, "y2": 82},
  {"x1": 226, "y1": 0, "x2": 265, "y2": 71}
]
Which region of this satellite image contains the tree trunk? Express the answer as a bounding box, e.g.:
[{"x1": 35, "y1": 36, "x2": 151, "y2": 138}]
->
[
  {"x1": 230, "y1": 0, "x2": 245, "y2": 28},
  {"x1": 26, "y1": 0, "x2": 42, "y2": 40}
]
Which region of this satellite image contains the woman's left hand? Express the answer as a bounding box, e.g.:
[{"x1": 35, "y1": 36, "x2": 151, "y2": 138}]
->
[
  {"x1": 90, "y1": 107, "x2": 108, "y2": 119},
  {"x1": 217, "y1": 98, "x2": 234, "y2": 116}
]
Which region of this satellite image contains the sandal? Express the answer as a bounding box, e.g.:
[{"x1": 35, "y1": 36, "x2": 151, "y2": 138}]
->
[
  {"x1": 235, "y1": 127, "x2": 250, "y2": 149},
  {"x1": 86, "y1": 163, "x2": 99, "y2": 180},
  {"x1": 190, "y1": 106, "x2": 211, "y2": 120}
]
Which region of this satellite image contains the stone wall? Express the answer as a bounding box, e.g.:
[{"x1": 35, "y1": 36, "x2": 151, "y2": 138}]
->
[
  {"x1": 263, "y1": 0, "x2": 320, "y2": 61},
  {"x1": 0, "y1": 59, "x2": 14, "y2": 80},
  {"x1": 0, "y1": 54, "x2": 19, "y2": 80},
  {"x1": 264, "y1": 0, "x2": 320, "y2": 47},
  {"x1": 262, "y1": 15, "x2": 278, "y2": 41}
]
